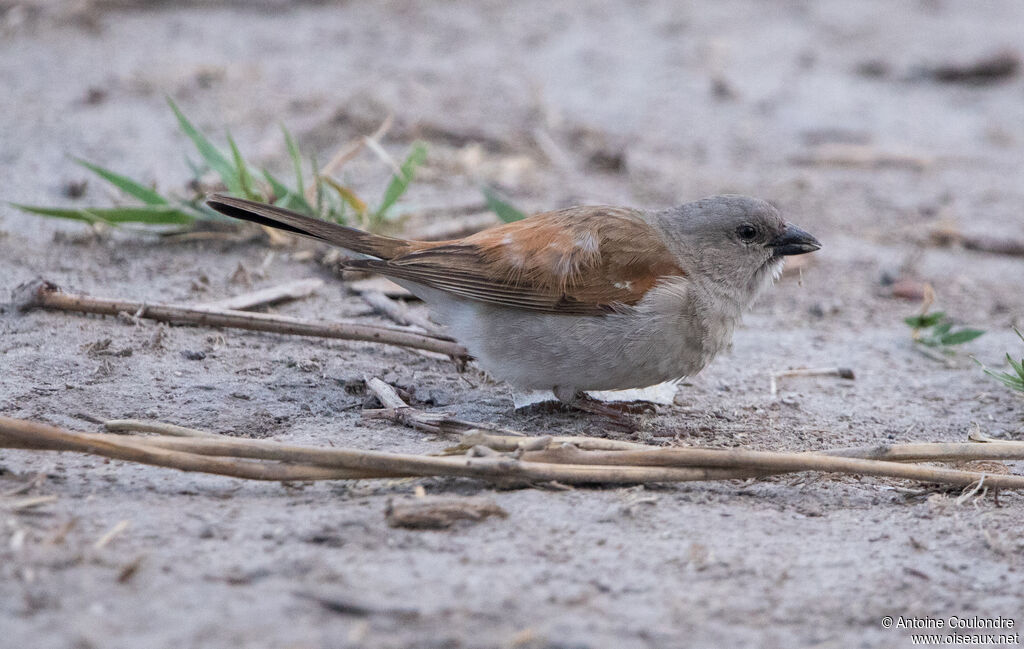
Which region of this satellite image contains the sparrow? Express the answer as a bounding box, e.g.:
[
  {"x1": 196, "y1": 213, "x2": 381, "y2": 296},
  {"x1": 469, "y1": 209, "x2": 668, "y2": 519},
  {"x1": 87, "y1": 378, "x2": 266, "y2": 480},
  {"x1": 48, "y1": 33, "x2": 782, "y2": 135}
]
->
[{"x1": 207, "y1": 193, "x2": 820, "y2": 421}]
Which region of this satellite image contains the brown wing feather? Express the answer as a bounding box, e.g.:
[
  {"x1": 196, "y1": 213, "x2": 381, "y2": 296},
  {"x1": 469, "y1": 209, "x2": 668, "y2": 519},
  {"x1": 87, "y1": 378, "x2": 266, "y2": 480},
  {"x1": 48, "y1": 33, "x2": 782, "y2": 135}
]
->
[
  {"x1": 345, "y1": 206, "x2": 684, "y2": 314},
  {"x1": 207, "y1": 194, "x2": 412, "y2": 259}
]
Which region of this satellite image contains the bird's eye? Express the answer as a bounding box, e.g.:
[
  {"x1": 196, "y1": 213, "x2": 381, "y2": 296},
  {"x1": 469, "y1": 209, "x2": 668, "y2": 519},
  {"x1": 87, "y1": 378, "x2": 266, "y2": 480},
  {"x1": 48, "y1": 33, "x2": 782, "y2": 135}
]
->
[{"x1": 736, "y1": 225, "x2": 758, "y2": 241}]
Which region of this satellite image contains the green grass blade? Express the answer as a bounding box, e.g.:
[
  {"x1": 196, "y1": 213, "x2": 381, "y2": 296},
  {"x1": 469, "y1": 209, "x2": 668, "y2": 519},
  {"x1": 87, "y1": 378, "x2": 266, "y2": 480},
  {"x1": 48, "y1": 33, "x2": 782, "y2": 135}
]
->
[
  {"x1": 11, "y1": 203, "x2": 195, "y2": 226},
  {"x1": 1006, "y1": 353, "x2": 1024, "y2": 379},
  {"x1": 938, "y1": 329, "x2": 985, "y2": 346},
  {"x1": 482, "y1": 185, "x2": 526, "y2": 223},
  {"x1": 263, "y1": 169, "x2": 314, "y2": 214},
  {"x1": 167, "y1": 97, "x2": 243, "y2": 195},
  {"x1": 982, "y1": 367, "x2": 1024, "y2": 391},
  {"x1": 227, "y1": 133, "x2": 257, "y2": 200},
  {"x1": 311, "y1": 155, "x2": 325, "y2": 219},
  {"x1": 375, "y1": 141, "x2": 428, "y2": 219},
  {"x1": 262, "y1": 168, "x2": 290, "y2": 202},
  {"x1": 11, "y1": 203, "x2": 101, "y2": 224},
  {"x1": 282, "y1": 124, "x2": 304, "y2": 193},
  {"x1": 905, "y1": 312, "x2": 945, "y2": 329},
  {"x1": 93, "y1": 206, "x2": 196, "y2": 225},
  {"x1": 73, "y1": 158, "x2": 168, "y2": 206}
]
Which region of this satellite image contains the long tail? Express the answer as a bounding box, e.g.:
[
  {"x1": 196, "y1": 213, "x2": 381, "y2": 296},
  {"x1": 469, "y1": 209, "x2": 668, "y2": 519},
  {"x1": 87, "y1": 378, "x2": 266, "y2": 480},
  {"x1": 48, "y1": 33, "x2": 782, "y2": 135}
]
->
[{"x1": 206, "y1": 194, "x2": 412, "y2": 260}]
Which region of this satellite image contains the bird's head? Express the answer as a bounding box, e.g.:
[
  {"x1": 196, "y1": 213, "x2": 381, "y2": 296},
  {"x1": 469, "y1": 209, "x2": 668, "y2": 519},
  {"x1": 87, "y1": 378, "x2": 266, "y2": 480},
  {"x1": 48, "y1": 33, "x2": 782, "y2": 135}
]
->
[{"x1": 654, "y1": 194, "x2": 820, "y2": 300}]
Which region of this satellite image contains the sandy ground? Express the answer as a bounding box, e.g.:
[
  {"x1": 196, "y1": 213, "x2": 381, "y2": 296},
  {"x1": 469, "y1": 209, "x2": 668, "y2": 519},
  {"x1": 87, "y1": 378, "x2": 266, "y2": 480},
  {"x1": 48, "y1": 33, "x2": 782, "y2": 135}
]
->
[{"x1": 2, "y1": 2, "x2": 1024, "y2": 648}]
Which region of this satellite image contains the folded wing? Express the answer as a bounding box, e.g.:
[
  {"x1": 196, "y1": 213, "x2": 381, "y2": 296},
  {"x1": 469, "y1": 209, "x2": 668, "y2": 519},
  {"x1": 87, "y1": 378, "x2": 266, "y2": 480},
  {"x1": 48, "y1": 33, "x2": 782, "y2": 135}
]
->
[{"x1": 346, "y1": 206, "x2": 685, "y2": 315}]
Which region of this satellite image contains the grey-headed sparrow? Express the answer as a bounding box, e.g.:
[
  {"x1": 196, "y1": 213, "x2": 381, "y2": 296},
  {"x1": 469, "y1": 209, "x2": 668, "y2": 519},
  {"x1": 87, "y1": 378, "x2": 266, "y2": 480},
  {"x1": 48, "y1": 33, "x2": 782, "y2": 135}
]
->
[{"x1": 208, "y1": 194, "x2": 820, "y2": 421}]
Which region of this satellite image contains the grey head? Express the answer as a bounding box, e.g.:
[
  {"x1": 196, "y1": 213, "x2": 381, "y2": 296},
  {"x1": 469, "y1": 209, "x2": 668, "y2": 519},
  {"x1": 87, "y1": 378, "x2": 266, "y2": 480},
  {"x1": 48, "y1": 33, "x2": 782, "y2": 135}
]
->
[{"x1": 651, "y1": 194, "x2": 821, "y2": 300}]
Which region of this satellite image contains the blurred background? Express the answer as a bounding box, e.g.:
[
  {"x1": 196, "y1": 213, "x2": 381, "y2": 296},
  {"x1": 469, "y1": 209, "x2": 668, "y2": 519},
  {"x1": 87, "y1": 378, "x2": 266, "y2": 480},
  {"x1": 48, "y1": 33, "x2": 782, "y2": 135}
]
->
[
  {"x1": 2, "y1": 2, "x2": 1023, "y2": 648},
  {"x1": 4, "y1": 1, "x2": 1023, "y2": 234}
]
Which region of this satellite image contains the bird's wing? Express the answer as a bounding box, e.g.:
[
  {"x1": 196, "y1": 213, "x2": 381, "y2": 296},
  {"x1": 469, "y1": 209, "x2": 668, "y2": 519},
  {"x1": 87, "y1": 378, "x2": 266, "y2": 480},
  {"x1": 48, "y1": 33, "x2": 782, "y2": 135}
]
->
[{"x1": 345, "y1": 206, "x2": 685, "y2": 315}]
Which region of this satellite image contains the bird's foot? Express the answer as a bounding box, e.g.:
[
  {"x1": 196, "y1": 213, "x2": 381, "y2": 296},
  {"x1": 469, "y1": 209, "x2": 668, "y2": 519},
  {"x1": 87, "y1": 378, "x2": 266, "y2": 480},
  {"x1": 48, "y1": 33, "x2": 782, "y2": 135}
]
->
[
  {"x1": 593, "y1": 399, "x2": 658, "y2": 416},
  {"x1": 556, "y1": 391, "x2": 656, "y2": 432}
]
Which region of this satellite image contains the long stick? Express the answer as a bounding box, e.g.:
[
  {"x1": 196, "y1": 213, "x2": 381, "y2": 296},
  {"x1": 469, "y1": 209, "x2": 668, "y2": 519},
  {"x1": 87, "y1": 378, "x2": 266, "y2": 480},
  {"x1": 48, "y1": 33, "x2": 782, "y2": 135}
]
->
[
  {"x1": 0, "y1": 417, "x2": 394, "y2": 481},
  {"x1": 3, "y1": 416, "x2": 1024, "y2": 489},
  {"x1": 823, "y1": 441, "x2": 1024, "y2": 462},
  {"x1": 519, "y1": 445, "x2": 1024, "y2": 488},
  {"x1": 0, "y1": 417, "x2": 749, "y2": 484},
  {"x1": 449, "y1": 431, "x2": 647, "y2": 452},
  {"x1": 15, "y1": 280, "x2": 469, "y2": 361}
]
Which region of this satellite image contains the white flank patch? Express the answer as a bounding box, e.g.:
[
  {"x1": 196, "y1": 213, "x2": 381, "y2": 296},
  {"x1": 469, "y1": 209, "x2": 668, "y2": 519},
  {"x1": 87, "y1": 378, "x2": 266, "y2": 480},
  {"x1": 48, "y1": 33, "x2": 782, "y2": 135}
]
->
[
  {"x1": 589, "y1": 381, "x2": 679, "y2": 405},
  {"x1": 512, "y1": 381, "x2": 679, "y2": 409}
]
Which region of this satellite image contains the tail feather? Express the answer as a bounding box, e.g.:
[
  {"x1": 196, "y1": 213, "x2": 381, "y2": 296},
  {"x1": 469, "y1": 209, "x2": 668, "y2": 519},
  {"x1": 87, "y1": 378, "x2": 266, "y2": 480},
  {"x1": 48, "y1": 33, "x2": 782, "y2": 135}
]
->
[{"x1": 206, "y1": 194, "x2": 411, "y2": 260}]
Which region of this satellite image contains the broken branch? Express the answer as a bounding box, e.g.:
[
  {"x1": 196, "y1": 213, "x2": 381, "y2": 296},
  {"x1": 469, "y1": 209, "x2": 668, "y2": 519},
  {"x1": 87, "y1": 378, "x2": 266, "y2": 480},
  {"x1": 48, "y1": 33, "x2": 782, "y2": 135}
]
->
[
  {"x1": 197, "y1": 278, "x2": 324, "y2": 311},
  {"x1": 15, "y1": 279, "x2": 469, "y2": 361}
]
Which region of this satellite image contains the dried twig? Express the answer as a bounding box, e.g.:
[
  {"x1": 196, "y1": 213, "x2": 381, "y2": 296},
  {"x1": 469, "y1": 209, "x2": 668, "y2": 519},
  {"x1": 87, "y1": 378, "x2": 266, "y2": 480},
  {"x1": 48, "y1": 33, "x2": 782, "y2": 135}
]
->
[
  {"x1": 104, "y1": 419, "x2": 221, "y2": 438},
  {"x1": 363, "y1": 135, "x2": 403, "y2": 177},
  {"x1": 358, "y1": 290, "x2": 444, "y2": 335},
  {"x1": 2, "y1": 495, "x2": 58, "y2": 511},
  {"x1": 348, "y1": 277, "x2": 415, "y2": 299},
  {"x1": 0, "y1": 417, "x2": 395, "y2": 481},
  {"x1": 3, "y1": 416, "x2": 1024, "y2": 490},
  {"x1": 930, "y1": 226, "x2": 1024, "y2": 258},
  {"x1": 313, "y1": 115, "x2": 394, "y2": 197},
  {"x1": 0, "y1": 416, "x2": 770, "y2": 484},
  {"x1": 197, "y1": 278, "x2": 324, "y2": 311},
  {"x1": 363, "y1": 378, "x2": 527, "y2": 437},
  {"x1": 15, "y1": 280, "x2": 469, "y2": 361},
  {"x1": 770, "y1": 367, "x2": 856, "y2": 397},
  {"x1": 93, "y1": 520, "x2": 129, "y2": 550},
  {"x1": 789, "y1": 144, "x2": 930, "y2": 170},
  {"x1": 448, "y1": 431, "x2": 648, "y2": 453},
  {"x1": 519, "y1": 441, "x2": 1024, "y2": 466},
  {"x1": 385, "y1": 496, "x2": 507, "y2": 529},
  {"x1": 365, "y1": 378, "x2": 414, "y2": 410},
  {"x1": 294, "y1": 590, "x2": 419, "y2": 619},
  {"x1": 1, "y1": 471, "x2": 46, "y2": 496},
  {"x1": 517, "y1": 445, "x2": 1024, "y2": 488},
  {"x1": 825, "y1": 441, "x2": 1024, "y2": 462}
]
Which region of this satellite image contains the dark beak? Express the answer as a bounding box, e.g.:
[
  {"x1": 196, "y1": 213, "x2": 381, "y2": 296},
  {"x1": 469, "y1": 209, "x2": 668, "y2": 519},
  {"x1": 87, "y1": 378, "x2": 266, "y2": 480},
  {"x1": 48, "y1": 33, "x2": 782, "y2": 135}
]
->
[{"x1": 769, "y1": 224, "x2": 821, "y2": 256}]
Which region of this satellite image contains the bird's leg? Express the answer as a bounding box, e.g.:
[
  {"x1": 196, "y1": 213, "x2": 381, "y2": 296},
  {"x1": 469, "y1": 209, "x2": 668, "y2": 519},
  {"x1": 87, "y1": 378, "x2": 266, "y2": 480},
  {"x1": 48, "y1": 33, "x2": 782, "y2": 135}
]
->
[{"x1": 552, "y1": 387, "x2": 647, "y2": 431}]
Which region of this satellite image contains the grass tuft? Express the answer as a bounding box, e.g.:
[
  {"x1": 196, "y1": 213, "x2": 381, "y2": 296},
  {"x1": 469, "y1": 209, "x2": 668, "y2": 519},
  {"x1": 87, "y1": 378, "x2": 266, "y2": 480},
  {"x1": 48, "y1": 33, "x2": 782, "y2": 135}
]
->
[
  {"x1": 905, "y1": 310, "x2": 985, "y2": 351},
  {"x1": 12, "y1": 101, "x2": 434, "y2": 233},
  {"x1": 976, "y1": 328, "x2": 1024, "y2": 393},
  {"x1": 14, "y1": 100, "x2": 529, "y2": 235}
]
